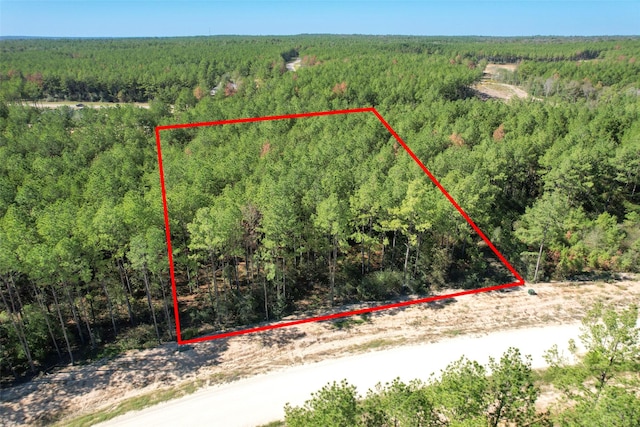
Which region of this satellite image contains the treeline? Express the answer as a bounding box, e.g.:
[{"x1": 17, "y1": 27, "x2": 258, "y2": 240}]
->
[
  {"x1": 0, "y1": 37, "x2": 291, "y2": 103},
  {"x1": 284, "y1": 303, "x2": 640, "y2": 426},
  {"x1": 1, "y1": 36, "x2": 640, "y2": 382},
  {"x1": 1, "y1": 36, "x2": 638, "y2": 103},
  {"x1": 492, "y1": 55, "x2": 640, "y2": 101}
]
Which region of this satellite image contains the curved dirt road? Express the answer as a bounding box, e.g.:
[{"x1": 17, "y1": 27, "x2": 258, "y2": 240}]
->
[{"x1": 100, "y1": 323, "x2": 584, "y2": 427}]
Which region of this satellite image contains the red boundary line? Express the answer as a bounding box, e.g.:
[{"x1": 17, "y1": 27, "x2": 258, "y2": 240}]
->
[{"x1": 155, "y1": 107, "x2": 524, "y2": 345}]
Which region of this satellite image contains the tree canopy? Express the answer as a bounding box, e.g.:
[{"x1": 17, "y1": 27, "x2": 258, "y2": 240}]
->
[{"x1": 1, "y1": 35, "x2": 640, "y2": 381}]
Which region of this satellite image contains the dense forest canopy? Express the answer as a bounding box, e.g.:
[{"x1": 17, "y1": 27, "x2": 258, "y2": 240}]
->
[
  {"x1": 1, "y1": 36, "x2": 639, "y2": 382},
  {"x1": 2, "y1": 35, "x2": 639, "y2": 103}
]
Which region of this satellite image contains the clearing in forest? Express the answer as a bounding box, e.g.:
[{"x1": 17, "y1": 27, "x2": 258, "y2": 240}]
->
[
  {"x1": 155, "y1": 107, "x2": 523, "y2": 345},
  {"x1": 473, "y1": 63, "x2": 531, "y2": 100}
]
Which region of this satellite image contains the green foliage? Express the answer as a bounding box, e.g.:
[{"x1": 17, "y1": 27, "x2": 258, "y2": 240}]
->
[
  {"x1": 428, "y1": 356, "x2": 488, "y2": 422},
  {"x1": 285, "y1": 305, "x2": 639, "y2": 427},
  {"x1": 2, "y1": 35, "x2": 640, "y2": 379},
  {"x1": 285, "y1": 347, "x2": 547, "y2": 426},
  {"x1": 558, "y1": 386, "x2": 640, "y2": 427},
  {"x1": 485, "y1": 348, "x2": 540, "y2": 427},
  {"x1": 329, "y1": 315, "x2": 369, "y2": 331},
  {"x1": 358, "y1": 270, "x2": 405, "y2": 300},
  {"x1": 107, "y1": 324, "x2": 162, "y2": 352},
  {"x1": 361, "y1": 378, "x2": 434, "y2": 426},
  {"x1": 544, "y1": 302, "x2": 640, "y2": 424},
  {"x1": 284, "y1": 380, "x2": 359, "y2": 427},
  {"x1": 0, "y1": 304, "x2": 52, "y2": 371}
]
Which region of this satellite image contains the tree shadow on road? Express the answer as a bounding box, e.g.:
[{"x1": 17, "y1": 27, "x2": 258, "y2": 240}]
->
[
  {"x1": 423, "y1": 297, "x2": 458, "y2": 310},
  {"x1": 257, "y1": 327, "x2": 307, "y2": 348},
  {"x1": 0, "y1": 338, "x2": 229, "y2": 426}
]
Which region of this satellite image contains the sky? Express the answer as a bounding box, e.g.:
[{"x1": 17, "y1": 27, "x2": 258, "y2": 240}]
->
[{"x1": 0, "y1": 0, "x2": 638, "y2": 38}]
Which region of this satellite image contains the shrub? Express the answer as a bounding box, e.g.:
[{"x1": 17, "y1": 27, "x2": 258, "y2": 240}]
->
[
  {"x1": 357, "y1": 270, "x2": 404, "y2": 300},
  {"x1": 284, "y1": 380, "x2": 359, "y2": 427},
  {"x1": 115, "y1": 324, "x2": 158, "y2": 351}
]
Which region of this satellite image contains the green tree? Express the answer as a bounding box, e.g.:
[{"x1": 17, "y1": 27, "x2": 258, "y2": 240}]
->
[
  {"x1": 544, "y1": 302, "x2": 640, "y2": 425},
  {"x1": 284, "y1": 380, "x2": 360, "y2": 427},
  {"x1": 427, "y1": 356, "x2": 488, "y2": 424},
  {"x1": 174, "y1": 88, "x2": 198, "y2": 112},
  {"x1": 188, "y1": 193, "x2": 243, "y2": 324},
  {"x1": 361, "y1": 378, "x2": 435, "y2": 426},
  {"x1": 0, "y1": 207, "x2": 37, "y2": 373},
  {"x1": 258, "y1": 180, "x2": 299, "y2": 317},
  {"x1": 314, "y1": 193, "x2": 349, "y2": 306},
  {"x1": 128, "y1": 228, "x2": 167, "y2": 344},
  {"x1": 381, "y1": 178, "x2": 434, "y2": 283},
  {"x1": 485, "y1": 348, "x2": 542, "y2": 427},
  {"x1": 515, "y1": 191, "x2": 571, "y2": 282}
]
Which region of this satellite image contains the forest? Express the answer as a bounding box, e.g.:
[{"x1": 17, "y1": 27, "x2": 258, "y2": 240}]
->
[{"x1": 1, "y1": 35, "x2": 639, "y2": 382}]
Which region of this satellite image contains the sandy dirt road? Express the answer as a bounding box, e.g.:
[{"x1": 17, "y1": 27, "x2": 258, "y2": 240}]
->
[
  {"x1": 100, "y1": 323, "x2": 585, "y2": 427},
  {"x1": 4, "y1": 279, "x2": 638, "y2": 426},
  {"x1": 473, "y1": 63, "x2": 534, "y2": 101},
  {"x1": 11, "y1": 101, "x2": 150, "y2": 109},
  {"x1": 285, "y1": 58, "x2": 302, "y2": 71}
]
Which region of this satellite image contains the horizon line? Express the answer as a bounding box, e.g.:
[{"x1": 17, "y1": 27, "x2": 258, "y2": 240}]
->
[{"x1": 2, "y1": 34, "x2": 640, "y2": 40}]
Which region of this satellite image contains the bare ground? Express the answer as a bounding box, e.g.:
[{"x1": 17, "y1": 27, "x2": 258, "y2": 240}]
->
[
  {"x1": 2, "y1": 276, "x2": 639, "y2": 426},
  {"x1": 472, "y1": 63, "x2": 535, "y2": 101},
  {"x1": 11, "y1": 101, "x2": 150, "y2": 109},
  {"x1": 285, "y1": 58, "x2": 302, "y2": 72}
]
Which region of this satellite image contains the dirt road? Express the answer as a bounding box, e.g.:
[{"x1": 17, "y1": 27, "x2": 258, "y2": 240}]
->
[
  {"x1": 285, "y1": 58, "x2": 301, "y2": 71},
  {"x1": 11, "y1": 101, "x2": 150, "y2": 109},
  {"x1": 99, "y1": 323, "x2": 585, "y2": 427},
  {"x1": 2, "y1": 278, "x2": 638, "y2": 426},
  {"x1": 473, "y1": 63, "x2": 533, "y2": 101}
]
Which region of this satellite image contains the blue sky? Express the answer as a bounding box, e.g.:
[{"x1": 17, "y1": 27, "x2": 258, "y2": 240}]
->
[{"x1": 1, "y1": 1, "x2": 638, "y2": 38}]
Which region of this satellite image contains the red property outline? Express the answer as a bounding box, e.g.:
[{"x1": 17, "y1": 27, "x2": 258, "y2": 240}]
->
[{"x1": 155, "y1": 107, "x2": 525, "y2": 345}]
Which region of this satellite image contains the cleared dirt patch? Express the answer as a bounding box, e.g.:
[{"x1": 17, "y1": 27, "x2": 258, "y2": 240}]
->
[
  {"x1": 2, "y1": 276, "x2": 638, "y2": 426},
  {"x1": 484, "y1": 63, "x2": 518, "y2": 75},
  {"x1": 472, "y1": 63, "x2": 535, "y2": 101},
  {"x1": 11, "y1": 101, "x2": 151, "y2": 109},
  {"x1": 285, "y1": 58, "x2": 301, "y2": 71},
  {"x1": 474, "y1": 81, "x2": 530, "y2": 100}
]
